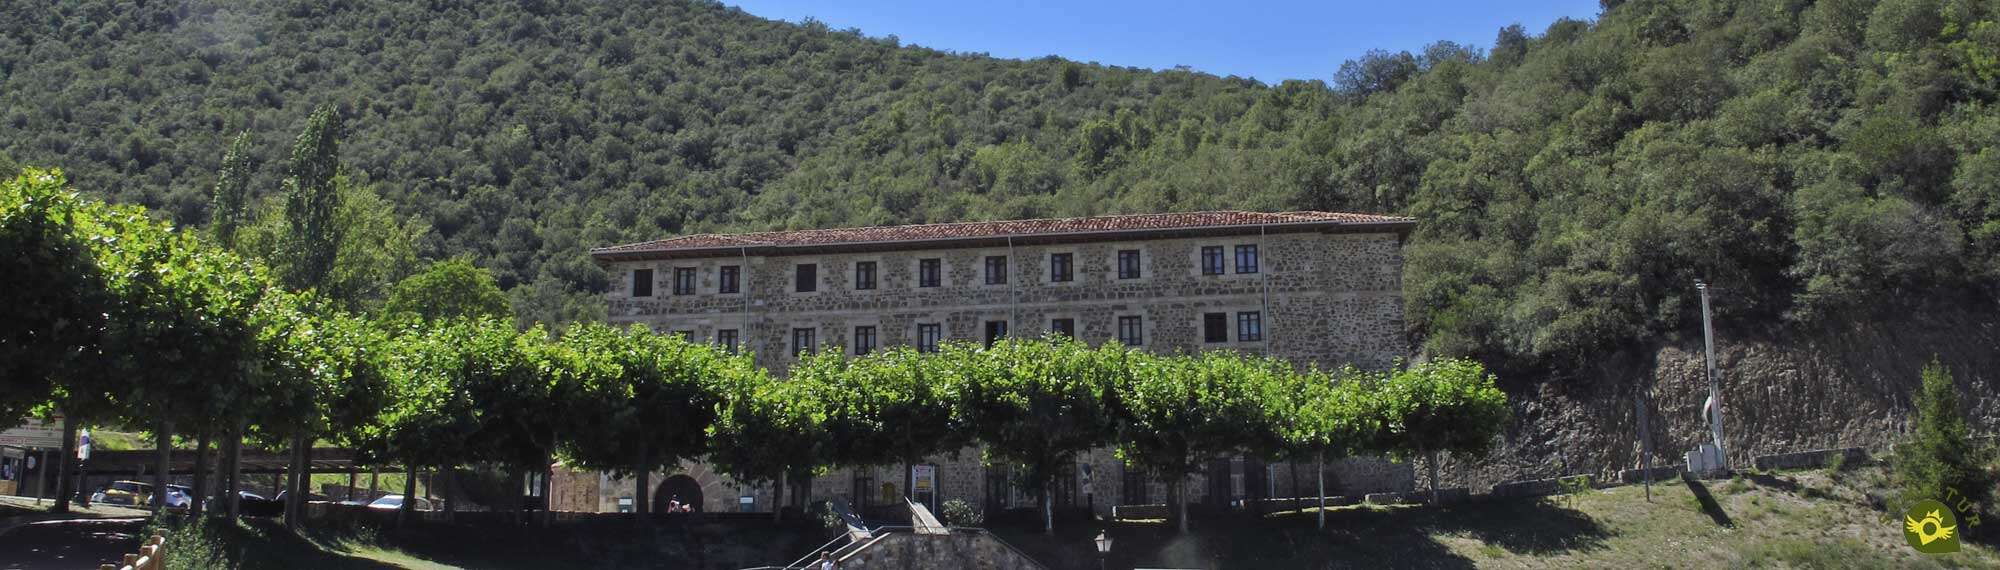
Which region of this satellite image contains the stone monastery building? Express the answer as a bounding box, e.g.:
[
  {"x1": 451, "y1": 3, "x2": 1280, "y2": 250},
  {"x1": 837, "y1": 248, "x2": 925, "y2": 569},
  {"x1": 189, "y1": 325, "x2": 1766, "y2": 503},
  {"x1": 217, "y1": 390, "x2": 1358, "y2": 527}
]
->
[{"x1": 559, "y1": 210, "x2": 1418, "y2": 517}]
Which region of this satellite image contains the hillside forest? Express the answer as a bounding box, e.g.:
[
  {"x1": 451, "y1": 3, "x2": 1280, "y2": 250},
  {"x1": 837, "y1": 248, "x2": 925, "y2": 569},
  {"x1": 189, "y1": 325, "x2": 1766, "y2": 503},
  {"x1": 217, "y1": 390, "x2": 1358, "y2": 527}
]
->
[{"x1": 1, "y1": 0, "x2": 1997, "y2": 379}]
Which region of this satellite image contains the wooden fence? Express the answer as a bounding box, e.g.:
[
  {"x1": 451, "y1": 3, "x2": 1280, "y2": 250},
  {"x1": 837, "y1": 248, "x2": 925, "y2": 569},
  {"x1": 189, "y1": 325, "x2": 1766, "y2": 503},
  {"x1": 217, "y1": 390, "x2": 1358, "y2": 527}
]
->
[{"x1": 98, "y1": 533, "x2": 165, "y2": 570}]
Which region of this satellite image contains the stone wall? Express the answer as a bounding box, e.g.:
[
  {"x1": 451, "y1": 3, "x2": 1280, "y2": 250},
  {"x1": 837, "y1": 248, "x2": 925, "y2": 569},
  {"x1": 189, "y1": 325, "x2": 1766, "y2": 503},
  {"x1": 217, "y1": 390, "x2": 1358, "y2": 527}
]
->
[
  {"x1": 837, "y1": 530, "x2": 1045, "y2": 570},
  {"x1": 603, "y1": 230, "x2": 1406, "y2": 374},
  {"x1": 1427, "y1": 307, "x2": 2000, "y2": 493}
]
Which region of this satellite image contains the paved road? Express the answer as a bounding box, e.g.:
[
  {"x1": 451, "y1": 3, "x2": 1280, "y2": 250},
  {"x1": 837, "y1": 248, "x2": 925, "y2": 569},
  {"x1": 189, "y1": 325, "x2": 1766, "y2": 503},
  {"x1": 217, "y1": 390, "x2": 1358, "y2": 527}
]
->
[{"x1": 0, "y1": 517, "x2": 145, "y2": 569}]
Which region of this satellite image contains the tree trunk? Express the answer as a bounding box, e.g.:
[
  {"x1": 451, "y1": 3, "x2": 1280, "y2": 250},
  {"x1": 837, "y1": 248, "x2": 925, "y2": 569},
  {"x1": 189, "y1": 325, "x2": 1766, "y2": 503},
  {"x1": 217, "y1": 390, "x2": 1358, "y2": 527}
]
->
[
  {"x1": 192, "y1": 428, "x2": 211, "y2": 518},
  {"x1": 224, "y1": 420, "x2": 243, "y2": 520},
  {"x1": 369, "y1": 467, "x2": 379, "y2": 503},
  {"x1": 347, "y1": 464, "x2": 358, "y2": 503},
  {"x1": 1042, "y1": 477, "x2": 1054, "y2": 535},
  {"x1": 633, "y1": 438, "x2": 651, "y2": 524},
  {"x1": 285, "y1": 432, "x2": 308, "y2": 530},
  {"x1": 152, "y1": 419, "x2": 171, "y2": 515},
  {"x1": 1290, "y1": 460, "x2": 1301, "y2": 501},
  {"x1": 51, "y1": 419, "x2": 76, "y2": 514},
  {"x1": 1316, "y1": 452, "x2": 1326, "y2": 530},
  {"x1": 398, "y1": 461, "x2": 417, "y2": 527},
  {"x1": 443, "y1": 465, "x2": 457, "y2": 523},
  {"x1": 1177, "y1": 474, "x2": 1190, "y2": 533},
  {"x1": 772, "y1": 470, "x2": 787, "y2": 523},
  {"x1": 1427, "y1": 449, "x2": 1441, "y2": 505},
  {"x1": 302, "y1": 444, "x2": 316, "y2": 499},
  {"x1": 539, "y1": 448, "x2": 555, "y2": 527}
]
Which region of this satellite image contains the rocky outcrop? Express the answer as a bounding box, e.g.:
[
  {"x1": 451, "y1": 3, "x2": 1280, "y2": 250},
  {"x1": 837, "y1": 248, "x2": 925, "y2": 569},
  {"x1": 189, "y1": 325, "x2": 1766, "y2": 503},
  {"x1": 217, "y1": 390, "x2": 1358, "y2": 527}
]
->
[{"x1": 1433, "y1": 307, "x2": 2000, "y2": 491}]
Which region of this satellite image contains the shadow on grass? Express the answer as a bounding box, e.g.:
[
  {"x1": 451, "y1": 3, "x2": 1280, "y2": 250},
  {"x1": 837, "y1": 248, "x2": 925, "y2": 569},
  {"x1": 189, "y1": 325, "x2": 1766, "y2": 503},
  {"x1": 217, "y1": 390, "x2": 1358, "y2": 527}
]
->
[
  {"x1": 1745, "y1": 473, "x2": 1799, "y2": 493},
  {"x1": 988, "y1": 505, "x2": 1504, "y2": 569},
  {"x1": 1683, "y1": 477, "x2": 1735, "y2": 529},
  {"x1": 1425, "y1": 496, "x2": 1613, "y2": 556}
]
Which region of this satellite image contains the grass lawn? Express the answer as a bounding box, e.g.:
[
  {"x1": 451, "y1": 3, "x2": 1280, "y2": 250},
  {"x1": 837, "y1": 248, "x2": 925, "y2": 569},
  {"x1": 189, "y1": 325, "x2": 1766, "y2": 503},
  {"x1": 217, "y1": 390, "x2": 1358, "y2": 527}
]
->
[
  {"x1": 994, "y1": 465, "x2": 2000, "y2": 569},
  {"x1": 130, "y1": 464, "x2": 2000, "y2": 569}
]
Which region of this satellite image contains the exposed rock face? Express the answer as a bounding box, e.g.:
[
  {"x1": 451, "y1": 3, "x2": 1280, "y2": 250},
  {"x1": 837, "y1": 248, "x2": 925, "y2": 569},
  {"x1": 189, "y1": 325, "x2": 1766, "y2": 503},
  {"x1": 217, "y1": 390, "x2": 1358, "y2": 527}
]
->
[{"x1": 1433, "y1": 308, "x2": 2000, "y2": 490}]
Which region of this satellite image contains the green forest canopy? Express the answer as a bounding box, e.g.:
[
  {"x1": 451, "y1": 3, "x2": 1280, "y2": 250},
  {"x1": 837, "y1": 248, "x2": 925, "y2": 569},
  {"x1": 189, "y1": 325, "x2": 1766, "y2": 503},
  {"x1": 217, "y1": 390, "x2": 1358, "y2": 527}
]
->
[{"x1": 2, "y1": 0, "x2": 1996, "y2": 375}]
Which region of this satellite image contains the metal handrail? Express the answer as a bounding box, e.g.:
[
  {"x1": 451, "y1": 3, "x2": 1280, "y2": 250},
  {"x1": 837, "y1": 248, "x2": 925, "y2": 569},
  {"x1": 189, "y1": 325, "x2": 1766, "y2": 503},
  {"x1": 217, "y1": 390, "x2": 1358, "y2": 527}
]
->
[{"x1": 777, "y1": 533, "x2": 852, "y2": 569}]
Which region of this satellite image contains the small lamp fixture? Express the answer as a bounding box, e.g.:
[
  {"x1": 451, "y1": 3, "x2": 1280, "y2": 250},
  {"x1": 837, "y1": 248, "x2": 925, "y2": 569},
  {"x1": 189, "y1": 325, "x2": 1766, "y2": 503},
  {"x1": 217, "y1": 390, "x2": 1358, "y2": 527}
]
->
[{"x1": 1095, "y1": 530, "x2": 1113, "y2": 554}]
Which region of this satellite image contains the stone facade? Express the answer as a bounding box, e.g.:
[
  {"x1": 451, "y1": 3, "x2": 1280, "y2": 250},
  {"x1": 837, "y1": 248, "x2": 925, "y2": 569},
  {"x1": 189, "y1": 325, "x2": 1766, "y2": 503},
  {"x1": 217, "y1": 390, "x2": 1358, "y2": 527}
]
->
[{"x1": 589, "y1": 215, "x2": 1415, "y2": 516}]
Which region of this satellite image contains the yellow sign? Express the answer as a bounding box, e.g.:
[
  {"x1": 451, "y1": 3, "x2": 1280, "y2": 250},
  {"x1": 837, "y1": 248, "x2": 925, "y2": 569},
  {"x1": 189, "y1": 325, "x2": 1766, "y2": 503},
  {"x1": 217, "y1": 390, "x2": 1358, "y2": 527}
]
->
[{"x1": 1904, "y1": 499, "x2": 1960, "y2": 554}]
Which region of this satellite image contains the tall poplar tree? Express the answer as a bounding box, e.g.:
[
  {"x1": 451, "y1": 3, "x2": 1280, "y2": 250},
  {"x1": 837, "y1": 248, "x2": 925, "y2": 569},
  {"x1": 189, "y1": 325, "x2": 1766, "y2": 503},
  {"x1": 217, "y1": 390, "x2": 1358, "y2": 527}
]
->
[
  {"x1": 210, "y1": 132, "x2": 252, "y2": 250},
  {"x1": 281, "y1": 105, "x2": 343, "y2": 292}
]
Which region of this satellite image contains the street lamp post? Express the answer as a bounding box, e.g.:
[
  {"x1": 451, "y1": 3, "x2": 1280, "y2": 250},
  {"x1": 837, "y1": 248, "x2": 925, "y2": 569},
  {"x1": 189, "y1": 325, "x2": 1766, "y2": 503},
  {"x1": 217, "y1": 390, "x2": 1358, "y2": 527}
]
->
[
  {"x1": 1696, "y1": 280, "x2": 1726, "y2": 472},
  {"x1": 1095, "y1": 530, "x2": 1113, "y2": 570}
]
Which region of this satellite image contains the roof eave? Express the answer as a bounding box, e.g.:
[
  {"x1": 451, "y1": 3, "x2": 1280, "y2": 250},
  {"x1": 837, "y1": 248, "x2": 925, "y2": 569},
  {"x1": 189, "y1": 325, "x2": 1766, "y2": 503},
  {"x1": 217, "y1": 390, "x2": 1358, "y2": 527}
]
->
[{"x1": 590, "y1": 218, "x2": 1415, "y2": 263}]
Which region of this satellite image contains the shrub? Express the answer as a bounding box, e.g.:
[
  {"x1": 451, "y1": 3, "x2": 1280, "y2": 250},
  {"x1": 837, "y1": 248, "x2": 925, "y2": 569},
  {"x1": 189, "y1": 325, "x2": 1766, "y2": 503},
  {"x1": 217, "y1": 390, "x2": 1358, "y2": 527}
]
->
[
  {"x1": 939, "y1": 498, "x2": 984, "y2": 527},
  {"x1": 1893, "y1": 359, "x2": 1994, "y2": 519},
  {"x1": 817, "y1": 501, "x2": 845, "y2": 531},
  {"x1": 142, "y1": 516, "x2": 232, "y2": 570}
]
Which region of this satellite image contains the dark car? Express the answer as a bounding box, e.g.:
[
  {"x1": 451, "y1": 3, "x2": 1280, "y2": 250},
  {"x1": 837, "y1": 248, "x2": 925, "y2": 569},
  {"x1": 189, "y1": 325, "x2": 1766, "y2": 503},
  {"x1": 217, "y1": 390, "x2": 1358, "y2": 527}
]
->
[{"x1": 206, "y1": 490, "x2": 282, "y2": 516}]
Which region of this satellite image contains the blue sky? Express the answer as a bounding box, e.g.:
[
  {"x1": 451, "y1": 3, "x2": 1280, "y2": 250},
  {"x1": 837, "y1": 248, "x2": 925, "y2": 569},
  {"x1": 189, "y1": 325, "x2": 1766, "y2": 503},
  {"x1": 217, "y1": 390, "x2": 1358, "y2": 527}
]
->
[{"x1": 724, "y1": 1, "x2": 1603, "y2": 84}]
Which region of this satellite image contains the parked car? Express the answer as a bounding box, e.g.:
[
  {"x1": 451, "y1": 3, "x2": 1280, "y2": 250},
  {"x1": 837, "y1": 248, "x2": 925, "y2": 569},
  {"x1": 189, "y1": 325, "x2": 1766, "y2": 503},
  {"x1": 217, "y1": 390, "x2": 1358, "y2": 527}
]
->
[
  {"x1": 366, "y1": 494, "x2": 433, "y2": 512},
  {"x1": 205, "y1": 490, "x2": 282, "y2": 517},
  {"x1": 96, "y1": 480, "x2": 154, "y2": 506},
  {"x1": 161, "y1": 485, "x2": 193, "y2": 509}
]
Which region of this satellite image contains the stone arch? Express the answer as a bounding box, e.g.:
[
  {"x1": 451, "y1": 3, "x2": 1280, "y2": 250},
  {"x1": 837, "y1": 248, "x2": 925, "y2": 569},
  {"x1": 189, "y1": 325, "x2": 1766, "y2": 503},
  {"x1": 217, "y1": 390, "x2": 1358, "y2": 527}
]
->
[{"x1": 654, "y1": 474, "x2": 703, "y2": 513}]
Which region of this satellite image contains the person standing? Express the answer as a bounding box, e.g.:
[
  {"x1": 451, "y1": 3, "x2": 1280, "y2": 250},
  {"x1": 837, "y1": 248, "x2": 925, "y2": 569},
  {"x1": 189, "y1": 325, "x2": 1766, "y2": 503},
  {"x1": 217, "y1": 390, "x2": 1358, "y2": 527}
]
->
[{"x1": 818, "y1": 551, "x2": 837, "y2": 570}]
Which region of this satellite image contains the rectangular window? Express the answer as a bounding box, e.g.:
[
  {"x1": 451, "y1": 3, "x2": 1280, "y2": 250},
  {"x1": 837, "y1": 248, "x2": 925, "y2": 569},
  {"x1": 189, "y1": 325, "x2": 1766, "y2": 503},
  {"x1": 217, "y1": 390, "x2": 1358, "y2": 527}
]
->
[
  {"x1": 985, "y1": 256, "x2": 1008, "y2": 285},
  {"x1": 716, "y1": 329, "x2": 738, "y2": 353},
  {"x1": 631, "y1": 269, "x2": 654, "y2": 297},
  {"x1": 1201, "y1": 246, "x2": 1225, "y2": 276},
  {"x1": 917, "y1": 324, "x2": 942, "y2": 353},
  {"x1": 1234, "y1": 245, "x2": 1259, "y2": 274},
  {"x1": 1117, "y1": 249, "x2": 1142, "y2": 279},
  {"x1": 1049, "y1": 253, "x2": 1073, "y2": 283},
  {"x1": 673, "y1": 267, "x2": 697, "y2": 296},
  {"x1": 919, "y1": 258, "x2": 942, "y2": 288},
  {"x1": 674, "y1": 330, "x2": 695, "y2": 341},
  {"x1": 1050, "y1": 318, "x2": 1075, "y2": 338},
  {"x1": 796, "y1": 263, "x2": 818, "y2": 292},
  {"x1": 791, "y1": 328, "x2": 816, "y2": 356},
  {"x1": 854, "y1": 261, "x2": 877, "y2": 290},
  {"x1": 853, "y1": 326, "x2": 877, "y2": 356},
  {"x1": 985, "y1": 321, "x2": 1008, "y2": 347},
  {"x1": 1237, "y1": 311, "x2": 1264, "y2": 342},
  {"x1": 1203, "y1": 313, "x2": 1228, "y2": 343},
  {"x1": 718, "y1": 265, "x2": 740, "y2": 294},
  {"x1": 1117, "y1": 316, "x2": 1144, "y2": 346}
]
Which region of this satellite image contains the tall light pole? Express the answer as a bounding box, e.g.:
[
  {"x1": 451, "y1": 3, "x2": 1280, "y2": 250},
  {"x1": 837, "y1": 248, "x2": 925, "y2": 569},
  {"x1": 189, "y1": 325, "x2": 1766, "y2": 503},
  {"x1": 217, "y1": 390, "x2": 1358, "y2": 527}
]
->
[{"x1": 1696, "y1": 281, "x2": 1726, "y2": 471}]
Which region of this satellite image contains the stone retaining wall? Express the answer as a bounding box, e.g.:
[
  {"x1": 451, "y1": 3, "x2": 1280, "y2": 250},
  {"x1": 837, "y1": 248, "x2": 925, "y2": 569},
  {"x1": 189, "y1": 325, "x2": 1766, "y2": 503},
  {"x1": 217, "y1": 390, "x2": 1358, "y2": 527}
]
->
[{"x1": 1751, "y1": 447, "x2": 1869, "y2": 471}]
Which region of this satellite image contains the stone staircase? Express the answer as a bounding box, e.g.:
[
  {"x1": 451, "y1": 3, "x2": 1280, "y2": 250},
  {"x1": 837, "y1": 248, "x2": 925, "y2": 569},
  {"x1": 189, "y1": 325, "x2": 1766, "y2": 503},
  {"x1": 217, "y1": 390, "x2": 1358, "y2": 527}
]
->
[{"x1": 753, "y1": 499, "x2": 1045, "y2": 570}]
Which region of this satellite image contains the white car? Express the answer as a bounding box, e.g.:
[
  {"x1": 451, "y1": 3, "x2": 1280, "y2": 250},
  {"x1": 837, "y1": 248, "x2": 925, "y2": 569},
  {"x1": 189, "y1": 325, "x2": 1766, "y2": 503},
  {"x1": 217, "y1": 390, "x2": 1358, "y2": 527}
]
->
[
  {"x1": 162, "y1": 485, "x2": 193, "y2": 509},
  {"x1": 366, "y1": 494, "x2": 434, "y2": 511}
]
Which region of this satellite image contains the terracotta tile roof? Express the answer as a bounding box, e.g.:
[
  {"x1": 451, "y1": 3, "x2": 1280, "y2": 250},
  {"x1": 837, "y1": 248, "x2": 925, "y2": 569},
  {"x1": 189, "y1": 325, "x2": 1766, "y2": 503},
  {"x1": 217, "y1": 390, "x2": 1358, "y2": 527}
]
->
[{"x1": 592, "y1": 210, "x2": 1413, "y2": 259}]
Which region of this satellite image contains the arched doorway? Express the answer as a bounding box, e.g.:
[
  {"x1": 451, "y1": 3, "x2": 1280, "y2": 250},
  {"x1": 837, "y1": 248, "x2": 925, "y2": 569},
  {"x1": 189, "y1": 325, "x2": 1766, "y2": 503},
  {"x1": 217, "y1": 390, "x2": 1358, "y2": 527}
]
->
[{"x1": 654, "y1": 474, "x2": 703, "y2": 513}]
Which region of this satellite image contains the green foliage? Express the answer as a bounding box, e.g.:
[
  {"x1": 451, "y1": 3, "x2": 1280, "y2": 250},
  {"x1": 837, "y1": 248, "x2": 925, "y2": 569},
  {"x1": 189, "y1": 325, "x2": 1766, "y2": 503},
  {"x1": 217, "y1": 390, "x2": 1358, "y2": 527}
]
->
[
  {"x1": 241, "y1": 174, "x2": 427, "y2": 313},
  {"x1": 955, "y1": 338, "x2": 1120, "y2": 532},
  {"x1": 706, "y1": 359, "x2": 823, "y2": 488},
  {"x1": 364, "y1": 320, "x2": 489, "y2": 470},
  {"x1": 1893, "y1": 359, "x2": 1994, "y2": 516},
  {"x1": 939, "y1": 498, "x2": 984, "y2": 527},
  {"x1": 556, "y1": 323, "x2": 732, "y2": 477},
  {"x1": 1375, "y1": 359, "x2": 1511, "y2": 462},
  {"x1": 382, "y1": 258, "x2": 511, "y2": 324},
  {"x1": 0, "y1": 169, "x2": 109, "y2": 426},
  {"x1": 279, "y1": 105, "x2": 345, "y2": 293},
  {"x1": 8, "y1": 0, "x2": 2000, "y2": 375},
  {"x1": 209, "y1": 133, "x2": 253, "y2": 250}
]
